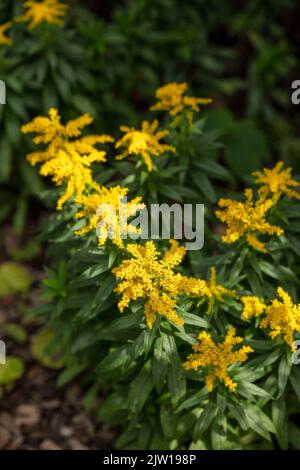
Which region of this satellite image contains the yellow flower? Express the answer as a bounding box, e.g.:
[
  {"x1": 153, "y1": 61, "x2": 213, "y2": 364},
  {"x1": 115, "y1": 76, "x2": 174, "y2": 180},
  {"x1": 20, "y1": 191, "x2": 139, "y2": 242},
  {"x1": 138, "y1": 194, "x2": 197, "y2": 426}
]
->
[
  {"x1": 253, "y1": 161, "x2": 300, "y2": 203},
  {"x1": 115, "y1": 120, "x2": 175, "y2": 172},
  {"x1": 21, "y1": 108, "x2": 97, "y2": 153},
  {"x1": 215, "y1": 188, "x2": 283, "y2": 253},
  {"x1": 184, "y1": 327, "x2": 253, "y2": 392},
  {"x1": 16, "y1": 0, "x2": 68, "y2": 29},
  {"x1": 40, "y1": 147, "x2": 106, "y2": 209},
  {"x1": 0, "y1": 22, "x2": 13, "y2": 46},
  {"x1": 75, "y1": 185, "x2": 145, "y2": 248},
  {"x1": 178, "y1": 267, "x2": 236, "y2": 312},
  {"x1": 151, "y1": 82, "x2": 212, "y2": 126},
  {"x1": 113, "y1": 240, "x2": 187, "y2": 328},
  {"x1": 203, "y1": 267, "x2": 236, "y2": 311},
  {"x1": 22, "y1": 108, "x2": 114, "y2": 209},
  {"x1": 241, "y1": 296, "x2": 266, "y2": 320},
  {"x1": 260, "y1": 287, "x2": 300, "y2": 350}
]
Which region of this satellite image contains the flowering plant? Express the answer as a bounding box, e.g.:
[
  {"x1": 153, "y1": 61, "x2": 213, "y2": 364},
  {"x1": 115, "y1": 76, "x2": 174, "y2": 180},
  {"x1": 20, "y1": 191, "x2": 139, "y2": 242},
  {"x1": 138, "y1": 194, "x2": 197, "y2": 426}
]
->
[
  {"x1": 22, "y1": 82, "x2": 300, "y2": 450},
  {"x1": 0, "y1": 0, "x2": 99, "y2": 232}
]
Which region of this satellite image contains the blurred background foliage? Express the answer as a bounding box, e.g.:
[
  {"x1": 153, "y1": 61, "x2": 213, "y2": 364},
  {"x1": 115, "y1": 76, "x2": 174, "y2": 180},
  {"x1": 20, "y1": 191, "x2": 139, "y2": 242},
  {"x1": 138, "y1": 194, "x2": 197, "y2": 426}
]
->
[{"x1": 0, "y1": 0, "x2": 299, "y2": 232}]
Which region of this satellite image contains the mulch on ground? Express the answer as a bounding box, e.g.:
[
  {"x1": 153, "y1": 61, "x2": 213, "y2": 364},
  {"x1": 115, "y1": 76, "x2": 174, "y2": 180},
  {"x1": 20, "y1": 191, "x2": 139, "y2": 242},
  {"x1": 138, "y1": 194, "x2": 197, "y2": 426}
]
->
[{"x1": 0, "y1": 251, "x2": 117, "y2": 450}]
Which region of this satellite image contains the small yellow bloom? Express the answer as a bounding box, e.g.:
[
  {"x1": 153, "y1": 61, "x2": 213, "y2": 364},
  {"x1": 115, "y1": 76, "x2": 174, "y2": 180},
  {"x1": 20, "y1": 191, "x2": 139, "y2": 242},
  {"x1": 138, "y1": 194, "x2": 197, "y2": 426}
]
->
[
  {"x1": 21, "y1": 108, "x2": 99, "y2": 154},
  {"x1": 40, "y1": 147, "x2": 106, "y2": 209},
  {"x1": 245, "y1": 233, "x2": 267, "y2": 253},
  {"x1": 75, "y1": 185, "x2": 145, "y2": 248},
  {"x1": 253, "y1": 162, "x2": 300, "y2": 203},
  {"x1": 113, "y1": 240, "x2": 187, "y2": 328},
  {"x1": 115, "y1": 120, "x2": 175, "y2": 171},
  {"x1": 178, "y1": 267, "x2": 236, "y2": 312},
  {"x1": 22, "y1": 108, "x2": 113, "y2": 209},
  {"x1": 241, "y1": 296, "x2": 266, "y2": 320},
  {"x1": 0, "y1": 22, "x2": 13, "y2": 46},
  {"x1": 215, "y1": 188, "x2": 283, "y2": 252},
  {"x1": 151, "y1": 82, "x2": 212, "y2": 126},
  {"x1": 16, "y1": 0, "x2": 68, "y2": 29},
  {"x1": 203, "y1": 267, "x2": 236, "y2": 311},
  {"x1": 184, "y1": 327, "x2": 253, "y2": 392},
  {"x1": 260, "y1": 287, "x2": 300, "y2": 350}
]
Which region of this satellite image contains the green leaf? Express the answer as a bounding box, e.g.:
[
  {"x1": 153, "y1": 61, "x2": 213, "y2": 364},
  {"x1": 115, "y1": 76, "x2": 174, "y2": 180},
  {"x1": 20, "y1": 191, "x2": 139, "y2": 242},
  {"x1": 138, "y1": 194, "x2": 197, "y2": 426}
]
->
[
  {"x1": 258, "y1": 260, "x2": 280, "y2": 280},
  {"x1": 30, "y1": 329, "x2": 63, "y2": 370},
  {"x1": 0, "y1": 138, "x2": 12, "y2": 182},
  {"x1": 108, "y1": 249, "x2": 118, "y2": 269},
  {"x1": 289, "y1": 423, "x2": 300, "y2": 449},
  {"x1": 0, "y1": 356, "x2": 25, "y2": 385},
  {"x1": 272, "y1": 397, "x2": 288, "y2": 449},
  {"x1": 216, "y1": 392, "x2": 227, "y2": 417},
  {"x1": 205, "y1": 108, "x2": 235, "y2": 136},
  {"x1": 98, "y1": 346, "x2": 131, "y2": 375},
  {"x1": 211, "y1": 418, "x2": 227, "y2": 450},
  {"x1": 189, "y1": 440, "x2": 207, "y2": 450},
  {"x1": 175, "y1": 387, "x2": 208, "y2": 414},
  {"x1": 239, "y1": 381, "x2": 271, "y2": 399},
  {"x1": 193, "y1": 402, "x2": 216, "y2": 439},
  {"x1": 178, "y1": 310, "x2": 211, "y2": 329},
  {"x1": 42, "y1": 83, "x2": 58, "y2": 110},
  {"x1": 191, "y1": 172, "x2": 217, "y2": 203},
  {"x1": 162, "y1": 334, "x2": 186, "y2": 405},
  {"x1": 290, "y1": 366, "x2": 300, "y2": 404},
  {"x1": 195, "y1": 158, "x2": 234, "y2": 183},
  {"x1": 5, "y1": 113, "x2": 21, "y2": 145},
  {"x1": 152, "y1": 337, "x2": 168, "y2": 393},
  {"x1": 225, "y1": 119, "x2": 269, "y2": 179},
  {"x1": 57, "y1": 363, "x2": 86, "y2": 387},
  {"x1": 228, "y1": 402, "x2": 249, "y2": 431},
  {"x1": 128, "y1": 361, "x2": 154, "y2": 415},
  {"x1": 0, "y1": 262, "x2": 32, "y2": 299},
  {"x1": 159, "y1": 184, "x2": 182, "y2": 201},
  {"x1": 19, "y1": 159, "x2": 46, "y2": 197},
  {"x1": 244, "y1": 404, "x2": 276, "y2": 441},
  {"x1": 10, "y1": 240, "x2": 41, "y2": 262},
  {"x1": 160, "y1": 403, "x2": 175, "y2": 439},
  {"x1": 1, "y1": 323, "x2": 27, "y2": 344},
  {"x1": 13, "y1": 197, "x2": 28, "y2": 236},
  {"x1": 277, "y1": 350, "x2": 292, "y2": 398},
  {"x1": 72, "y1": 94, "x2": 97, "y2": 116},
  {"x1": 97, "y1": 311, "x2": 142, "y2": 341}
]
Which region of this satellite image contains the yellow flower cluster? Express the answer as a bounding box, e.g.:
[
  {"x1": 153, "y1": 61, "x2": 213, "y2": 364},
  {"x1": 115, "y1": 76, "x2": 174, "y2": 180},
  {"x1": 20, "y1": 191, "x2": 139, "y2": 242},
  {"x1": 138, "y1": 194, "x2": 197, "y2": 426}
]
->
[
  {"x1": 22, "y1": 108, "x2": 114, "y2": 209},
  {"x1": 22, "y1": 83, "x2": 300, "y2": 399},
  {"x1": 112, "y1": 240, "x2": 189, "y2": 328},
  {"x1": 115, "y1": 120, "x2": 175, "y2": 172},
  {"x1": 75, "y1": 185, "x2": 145, "y2": 248},
  {"x1": 21, "y1": 90, "x2": 240, "y2": 333},
  {"x1": 151, "y1": 82, "x2": 212, "y2": 126},
  {"x1": 113, "y1": 240, "x2": 234, "y2": 328},
  {"x1": 202, "y1": 267, "x2": 236, "y2": 311},
  {"x1": 179, "y1": 267, "x2": 236, "y2": 312},
  {"x1": 261, "y1": 288, "x2": 300, "y2": 350},
  {"x1": 241, "y1": 296, "x2": 266, "y2": 320},
  {"x1": 241, "y1": 288, "x2": 300, "y2": 350},
  {"x1": 216, "y1": 188, "x2": 283, "y2": 253},
  {"x1": 0, "y1": 0, "x2": 69, "y2": 46},
  {"x1": 16, "y1": 0, "x2": 68, "y2": 29},
  {"x1": 217, "y1": 162, "x2": 300, "y2": 253},
  {"x1": 0, "y1": 22, "x2": 13, "y2": 46},
  {"x1": 253, "y1": 161, "x2": 300, "y2": 203},
  {"x1": 184, "y1": 327, "x2": 253, "y2": 392}
]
